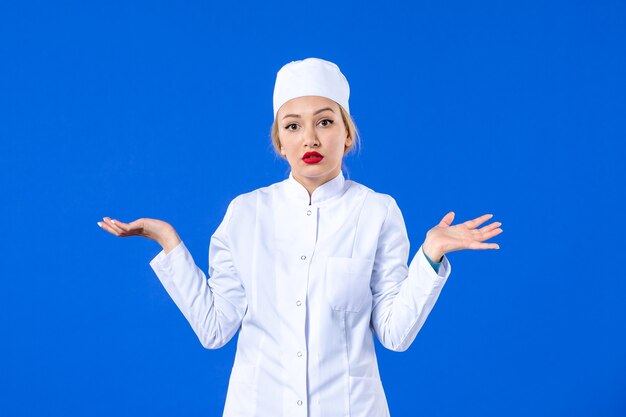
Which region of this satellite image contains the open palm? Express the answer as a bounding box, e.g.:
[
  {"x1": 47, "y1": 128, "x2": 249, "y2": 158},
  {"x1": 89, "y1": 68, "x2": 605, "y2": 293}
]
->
[
  {"x1": 424, "y1": 212, "x2": 502, "y2": 261},
  {"x1": 98, "y1": 216, "x2": 182, "y2": 253}
]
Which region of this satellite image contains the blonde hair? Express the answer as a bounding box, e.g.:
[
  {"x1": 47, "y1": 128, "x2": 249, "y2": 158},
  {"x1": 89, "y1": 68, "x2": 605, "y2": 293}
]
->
[{"x1": 270, "y1": 104, "x2": 360, "y2": 158}]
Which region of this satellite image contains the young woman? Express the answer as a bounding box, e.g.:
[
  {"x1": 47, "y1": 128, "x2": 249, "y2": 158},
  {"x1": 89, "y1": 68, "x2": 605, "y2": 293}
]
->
[{"x1": 98, "y1": 57, "x2": 502, "y2": 417}]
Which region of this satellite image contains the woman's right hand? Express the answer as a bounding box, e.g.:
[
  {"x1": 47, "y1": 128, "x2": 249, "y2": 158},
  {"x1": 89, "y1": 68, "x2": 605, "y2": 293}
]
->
[{"x1": 97, "y1": 217, "x2": 182, "y2": 254}]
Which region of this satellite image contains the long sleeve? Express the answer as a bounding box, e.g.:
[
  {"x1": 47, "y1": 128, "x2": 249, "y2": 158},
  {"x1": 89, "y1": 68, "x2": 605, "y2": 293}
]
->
[
  {"x1": 149, "y1": 200, "x2": 247, "y2": 349},
  {"x1": 369, "y1": 198, "x2": 451, "y2": 352},
  {"x1": 424, "y1": 251, "x2": 442, "y2": 273}
]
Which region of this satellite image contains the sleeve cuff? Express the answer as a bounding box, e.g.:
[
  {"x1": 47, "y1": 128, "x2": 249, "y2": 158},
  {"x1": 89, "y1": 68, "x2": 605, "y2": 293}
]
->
[
  {"x1": 149, "y1": 240, "x2": 186, "y2": 272},
  {"x1": 416, "y1": 245, "x2": 451, "y2": 283},
  {"x1": 423, "y1": 250, "x2": 443, "y2": 273}
]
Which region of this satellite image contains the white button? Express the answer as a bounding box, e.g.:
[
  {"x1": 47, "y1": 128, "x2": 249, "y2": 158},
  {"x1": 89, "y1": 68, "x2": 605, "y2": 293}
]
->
[
  {"x1": 296, "y1": 300, "x2": 302, "y2": 306},
  {"x1": 297, "y1": 351, "x2": 303, "y2": 357},
  {"x1": 306, "y1": 210, "x2": 312, "y2": 216},
  {"x1": 300, "y1": 255, "x2": 306, "y2": 260},
  {"x1": 297, "y1": 400, "x2": 303, "y2": 406}
]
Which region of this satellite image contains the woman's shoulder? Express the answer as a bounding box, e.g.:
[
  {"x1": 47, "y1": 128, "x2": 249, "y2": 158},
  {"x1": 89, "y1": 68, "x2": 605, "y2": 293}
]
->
[
  {"x1": 226, "y1": 178, "x2": 289, "y2": 209},
  {"x1": 345, "y1": 179, "x2": 397, "y2": 208}
]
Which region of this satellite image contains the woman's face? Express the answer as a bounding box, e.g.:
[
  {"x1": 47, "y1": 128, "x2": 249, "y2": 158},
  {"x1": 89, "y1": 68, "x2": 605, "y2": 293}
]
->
[{"x1": 276, "y1": 95, "x2": 352, "y2": 192}]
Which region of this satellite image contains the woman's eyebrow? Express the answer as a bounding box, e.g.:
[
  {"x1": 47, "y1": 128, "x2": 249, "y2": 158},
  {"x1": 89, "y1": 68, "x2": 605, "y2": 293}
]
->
[
  {"x1": 282, "y1": 107, "x2": 335, "y2": 120},
  {"x1": 314, "y1": 107, "x2": 335, "y2": 115}
]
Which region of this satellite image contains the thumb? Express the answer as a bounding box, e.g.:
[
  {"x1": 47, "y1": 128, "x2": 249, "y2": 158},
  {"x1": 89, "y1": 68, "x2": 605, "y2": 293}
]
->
[{"x1": 439, "y1": 211, "x2": 455, "y2": 226}]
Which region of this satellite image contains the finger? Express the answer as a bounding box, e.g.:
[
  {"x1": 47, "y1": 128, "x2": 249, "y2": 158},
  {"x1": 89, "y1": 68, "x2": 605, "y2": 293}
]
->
[
  {"x1": 98, "y1": 220, "x2": 122, "y2": 236},
  {"x1": 117, "y1": 219, "x2": 147, "y2": 237},
  {"x1": 477, "y1": 221, "x2": 502, "y2": 234},
  {"x1": 468, "y1": 241, "x2": 500, "y2": 250},
  {"x1": 102, "y1": 217, "x2": 125, "y2": 235},
  {"x1": 474, "y1": 227, "x2": 503, "y2": 242},
  {"x1": 439, "y1": 211, "x2": 455, "y2": 226},
  {"x1": 110, "y1": 219, "x2": 131, "y2": 232},
  {"x1": 472, "y1": 223, "x2": 502, "y2": 240},
  {"x1": 463, "y1": 214, "x2": 493, "y2": 230}
]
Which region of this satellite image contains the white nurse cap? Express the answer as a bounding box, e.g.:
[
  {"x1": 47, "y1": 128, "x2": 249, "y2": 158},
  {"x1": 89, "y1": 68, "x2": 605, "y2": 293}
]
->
[{"x1": 273, "y1": 57, "x2": 350, "y2": 119}]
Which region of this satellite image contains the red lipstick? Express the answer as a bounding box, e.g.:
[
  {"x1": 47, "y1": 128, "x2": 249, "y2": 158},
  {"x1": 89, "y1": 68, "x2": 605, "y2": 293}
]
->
[{"x1": 302, "y1": 151, "x2": 324, "y2": 164}]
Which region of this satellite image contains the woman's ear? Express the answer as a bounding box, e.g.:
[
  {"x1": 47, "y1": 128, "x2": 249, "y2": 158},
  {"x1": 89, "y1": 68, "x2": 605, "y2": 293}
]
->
[
  {"x1": 280, "y1": 146, "x2": 286, "y2": 156},
  {"x1": 345, "y1": 133, "x2": 353, "y2": 148}
]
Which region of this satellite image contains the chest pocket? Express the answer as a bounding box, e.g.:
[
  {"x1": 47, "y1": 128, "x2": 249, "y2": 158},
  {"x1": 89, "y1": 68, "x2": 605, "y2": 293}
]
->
[{"x1": 324, "y1": 257, "x2": 374, "y2": 313}]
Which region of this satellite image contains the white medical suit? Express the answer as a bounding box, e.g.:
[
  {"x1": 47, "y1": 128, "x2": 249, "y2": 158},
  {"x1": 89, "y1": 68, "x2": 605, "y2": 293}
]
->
[{"x1": 150, "y1": 172, "x2": 451, "y2": 417}]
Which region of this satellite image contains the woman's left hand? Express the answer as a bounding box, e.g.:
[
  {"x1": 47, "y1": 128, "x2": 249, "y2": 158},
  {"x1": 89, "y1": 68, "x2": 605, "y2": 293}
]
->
[{"x1": 422, "y1": 212, "x2": 502, "y2": 263}]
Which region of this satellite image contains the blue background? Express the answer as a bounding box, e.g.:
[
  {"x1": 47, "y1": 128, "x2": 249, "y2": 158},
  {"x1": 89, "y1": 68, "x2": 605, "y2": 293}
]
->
[{"x1": 1, "y1": 0, "x2": 625, "y2": 416}]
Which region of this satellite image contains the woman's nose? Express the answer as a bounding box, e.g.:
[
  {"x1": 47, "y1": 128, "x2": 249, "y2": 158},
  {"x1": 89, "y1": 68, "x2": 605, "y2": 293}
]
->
[{"x1": 303, "y1": 127, "x2": 320, "y2": 147}]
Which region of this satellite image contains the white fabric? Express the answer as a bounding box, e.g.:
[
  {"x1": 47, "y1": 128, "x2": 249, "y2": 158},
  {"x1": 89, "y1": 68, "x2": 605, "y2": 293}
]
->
[
  {"x1": 150, "y1": 172, "x2": 451, "y2": 417},
  {"x1": 273, "y1": 57, "x2": 350, "y2": 118}
]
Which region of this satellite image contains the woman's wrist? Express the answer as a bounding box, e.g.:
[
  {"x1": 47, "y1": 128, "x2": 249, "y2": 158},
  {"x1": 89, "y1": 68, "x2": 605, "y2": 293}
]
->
[
  {"x1": 422, "y1": 240, "x2": 444, "y2": 264},
  {"x1": 158, "y1": 227, "x2": 182, "y2": 254}
]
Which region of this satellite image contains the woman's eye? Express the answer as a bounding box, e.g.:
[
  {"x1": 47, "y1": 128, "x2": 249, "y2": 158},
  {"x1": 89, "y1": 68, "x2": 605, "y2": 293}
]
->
[
  {"x1": 285, "y1": 123, "x2": 298, "y2": 131},
  {"x1": 319, "y1": 119, "x2": 334, "y2": 127}
]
